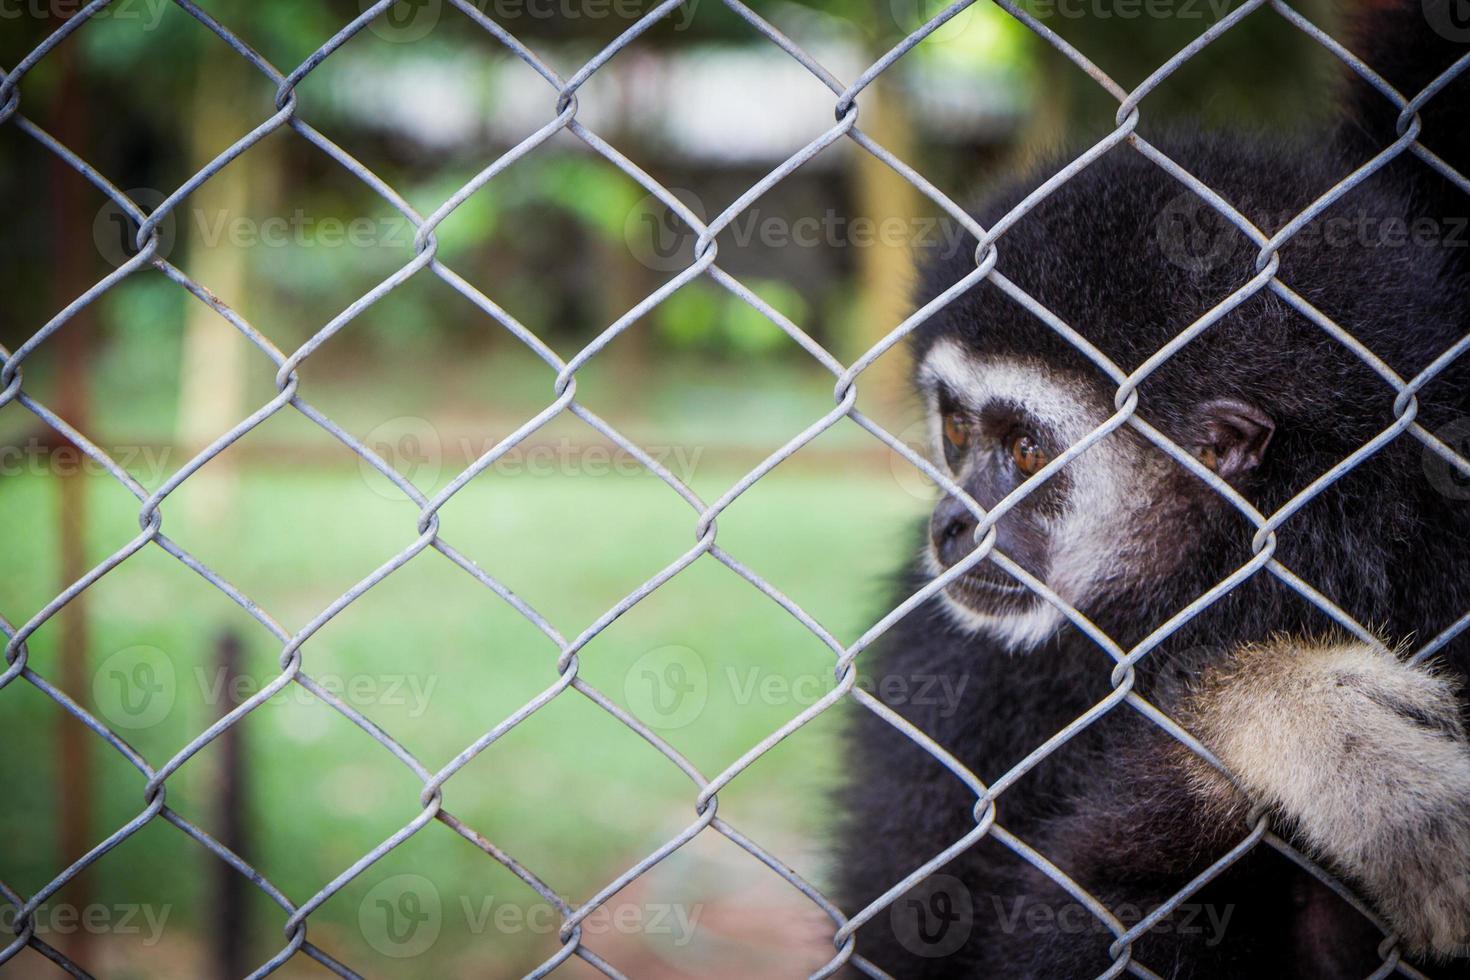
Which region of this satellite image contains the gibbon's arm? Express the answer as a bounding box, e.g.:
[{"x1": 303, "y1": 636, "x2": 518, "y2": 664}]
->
[{"x1": 1185, "y1": 639, "x2": 1470, "y2": 960}]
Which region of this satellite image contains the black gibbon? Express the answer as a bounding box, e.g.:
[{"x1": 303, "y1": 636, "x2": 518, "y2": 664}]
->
[{"x1": 836, "y1": 3, "x2": 1470, "y2": 977}]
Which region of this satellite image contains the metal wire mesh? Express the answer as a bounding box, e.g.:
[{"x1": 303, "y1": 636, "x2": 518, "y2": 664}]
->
[{"x1": 2, "y1": 1, "x2": 1469, "y2": 977}]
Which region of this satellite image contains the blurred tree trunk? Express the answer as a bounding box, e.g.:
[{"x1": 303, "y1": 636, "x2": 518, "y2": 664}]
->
[
  {"x1": 852, "y1": 12, "x2": 922, "y2": 417},
  {"x1": 209, "y1": 631, "x2": 249, "y2": 980},
  {"x1": 602, "y1": 218, "x2": 651, "y2": 415},
  {"x1": 49, "y1": 39, "x2": 95, "y2": 969},
  {"x1": 172, "y1": 39, "x2": 280, "y2": 979},
  {"x1": 175, "y1": 51, "x2": 266, "y2": 528}
]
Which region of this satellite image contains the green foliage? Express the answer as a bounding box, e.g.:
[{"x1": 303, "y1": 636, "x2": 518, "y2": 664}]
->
[
  {"x1": 93, "y1": 275, "x2": 186, "y2": 433},
  {"x1": 412, "y1": 169, "x2": 503, "y2": 258},
  {"x1": 74, "y1": 0, "x2": 343, "y2": 74},
  {"x1": 910, "y1": 2, "x2": 1037, "y2": 76},
  {"x1": 536, "y1": 157, "x2": 646, "y2": 243},
  {"x1": 726, "y1": 277, "x2": 807, "y2": 355},
  {"x1": 654, "y1": 277, "x2": 807, "y2": 357},
  {"x1": 653, "y1": 279, "x2": 723, "y2": 350}
]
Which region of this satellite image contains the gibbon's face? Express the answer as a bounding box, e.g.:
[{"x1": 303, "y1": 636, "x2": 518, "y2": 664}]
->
[{"x1": 917, "y1": 338, "x2": 1274, "y2": 648}]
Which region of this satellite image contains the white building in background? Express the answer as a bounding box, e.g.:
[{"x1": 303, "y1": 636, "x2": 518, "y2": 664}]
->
[{"x1": 319, "y1": 26, "x2": 1028, "y2": 164}]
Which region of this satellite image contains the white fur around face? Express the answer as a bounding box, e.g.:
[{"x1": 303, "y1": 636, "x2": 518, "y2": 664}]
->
[{"x1": 918, "y1": 340, "x2": 1150, "y2": 650}]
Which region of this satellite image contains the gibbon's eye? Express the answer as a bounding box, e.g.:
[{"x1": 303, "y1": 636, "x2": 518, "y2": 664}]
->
[
  {"x1": 939, "y1": 409, "x2": 971, "y2": 471},
  {"x1": 942, "y1": 411, "x2": 969, "y2": 451},
  {"x1": 1009, "y1": 432, "x2": 1048, "y2": 477}
]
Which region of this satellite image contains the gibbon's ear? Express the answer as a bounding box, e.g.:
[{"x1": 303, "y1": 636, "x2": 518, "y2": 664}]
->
[{"x1": 1190, "y1": 398, "x2": 1274, "y2": 479}]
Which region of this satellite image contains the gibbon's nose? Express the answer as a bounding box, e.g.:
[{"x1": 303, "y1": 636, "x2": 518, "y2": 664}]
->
[{"x1": 931, "y1": 496, "x2": 979, "y2": 568}]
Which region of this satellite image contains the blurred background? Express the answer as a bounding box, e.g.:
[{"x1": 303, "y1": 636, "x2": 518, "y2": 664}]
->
[{"x1": 1, "y1": 0, "x2": 1342, "y2": 975}]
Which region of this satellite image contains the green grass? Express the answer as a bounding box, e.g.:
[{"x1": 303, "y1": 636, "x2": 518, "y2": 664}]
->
[{"x1": 0, "y1": 456, "x2": 926, "y2": 976}]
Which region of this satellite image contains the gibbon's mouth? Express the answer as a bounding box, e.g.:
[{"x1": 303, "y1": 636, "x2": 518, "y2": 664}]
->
[{"x1": 944, "y1": 570, "x2": 1040, "y2": 615}]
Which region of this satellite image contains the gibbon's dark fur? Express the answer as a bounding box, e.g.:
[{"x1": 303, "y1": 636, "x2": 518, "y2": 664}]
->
[{"x1": 835, "y1": 3, "x2": 1470, "y2": 977}]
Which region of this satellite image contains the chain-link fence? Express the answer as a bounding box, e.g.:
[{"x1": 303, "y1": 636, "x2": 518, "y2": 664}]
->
[{"x1": 3, "y1": 0, "x2": 1469, "y2": 977}]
